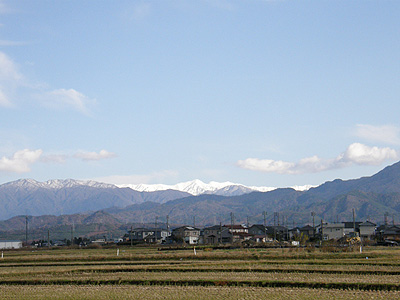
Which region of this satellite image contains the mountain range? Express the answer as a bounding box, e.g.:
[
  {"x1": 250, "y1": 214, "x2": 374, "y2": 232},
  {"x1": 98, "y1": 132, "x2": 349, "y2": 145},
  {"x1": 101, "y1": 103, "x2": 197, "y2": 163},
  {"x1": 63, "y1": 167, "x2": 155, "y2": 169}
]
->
[
  {"x1": 1, "y1": 161, "x2": 400, "y2": 240},
  {"x1": 0, "y1": 178, "x2": 310, "y2": 220}
]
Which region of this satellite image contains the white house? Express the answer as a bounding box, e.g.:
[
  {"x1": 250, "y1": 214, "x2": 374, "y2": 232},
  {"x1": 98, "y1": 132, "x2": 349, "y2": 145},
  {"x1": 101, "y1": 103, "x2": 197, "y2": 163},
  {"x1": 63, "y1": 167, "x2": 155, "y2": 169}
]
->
[{"x1": 0, "y1": 240, "x2": 23, "y2": 249}]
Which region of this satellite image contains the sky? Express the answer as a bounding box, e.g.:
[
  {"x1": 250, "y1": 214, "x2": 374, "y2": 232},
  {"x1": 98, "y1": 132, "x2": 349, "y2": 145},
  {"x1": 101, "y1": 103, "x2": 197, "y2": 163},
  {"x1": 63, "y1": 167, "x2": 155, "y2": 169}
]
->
[{"x1": 0, "y1": 0, "x2": 399, "y2": 188}]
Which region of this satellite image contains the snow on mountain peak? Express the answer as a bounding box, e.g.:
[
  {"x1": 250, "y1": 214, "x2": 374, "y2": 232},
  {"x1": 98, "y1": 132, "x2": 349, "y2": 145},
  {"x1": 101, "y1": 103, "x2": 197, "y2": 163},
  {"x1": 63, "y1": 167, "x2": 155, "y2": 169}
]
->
[
  {"x1": 119, "y1": 180, "x2": 274, "y2": 196},
  {"x1": 4, "y1": 179, "x2": 117, "y2": 190},
  {"x1": 3, "y1": 178, "x2": 313, "y2": 196}
]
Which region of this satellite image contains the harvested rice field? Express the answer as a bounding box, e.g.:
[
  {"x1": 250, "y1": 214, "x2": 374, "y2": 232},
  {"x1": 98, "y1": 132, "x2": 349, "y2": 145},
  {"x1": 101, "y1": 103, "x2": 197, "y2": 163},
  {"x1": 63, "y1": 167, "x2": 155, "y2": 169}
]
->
[{"x1": 1, "y1": 246, "x2": 400, "y2": 299}]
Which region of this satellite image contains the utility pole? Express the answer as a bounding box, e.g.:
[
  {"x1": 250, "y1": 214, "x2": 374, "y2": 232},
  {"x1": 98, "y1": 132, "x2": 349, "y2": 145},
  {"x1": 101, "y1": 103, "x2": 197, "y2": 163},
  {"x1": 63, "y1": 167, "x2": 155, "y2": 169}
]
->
[
  {"x1": 25, "y1": 215, "x2": 28, "y2": 247},
  {"x1": 193, "y1": 216, "x2": 196, "y2": 228},
  {"x1": 311, "y1": 212, "x2": 315, "y2": 238},
  {"x1": 263, "y1": 211, "x2": 267, "y2": 241},
  {"x1": 230, "y1": 212, "x2": 234, "y2": 244},
  {"x1": 155, "y1": 216, "x2": 158, "y2": 243},
  {"x1": 166, "y1": 215, "x2": 170, "y2": 233},
  {"x1": 70, "y1": 224, "x2": 74, "y2": 246},
  {"x1": 352, "y1": 208, "x2": 356, "y2": 235},
  {"x1": 274, "y1": 212, "x2": 278, "y2": 241},
  {"x1": 48, "y1": 229, "x2": 50, "y2": 249},
  {"x1": 384, "y1": 212, "x2": 389, "y2": 226},
  {"x1": 130, "y1": 226, "x2": 133, "y2": 247},
  {"x1": 220, "y1": 222, "x2": 222, "y2": 244},
  {"x1": 320, "y1": 219, "x2": 324, "y2": 243}
]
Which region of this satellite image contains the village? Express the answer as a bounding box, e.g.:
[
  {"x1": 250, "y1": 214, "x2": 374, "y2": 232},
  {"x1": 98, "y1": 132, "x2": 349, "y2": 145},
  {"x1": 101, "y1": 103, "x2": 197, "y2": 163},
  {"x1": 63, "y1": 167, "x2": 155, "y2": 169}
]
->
[
  {"x1": 118, "y1": 220, "x2": 398, "y2": 247},
  {"x1": 2, "y1": 218, "x2": 399, "y2": 250}
]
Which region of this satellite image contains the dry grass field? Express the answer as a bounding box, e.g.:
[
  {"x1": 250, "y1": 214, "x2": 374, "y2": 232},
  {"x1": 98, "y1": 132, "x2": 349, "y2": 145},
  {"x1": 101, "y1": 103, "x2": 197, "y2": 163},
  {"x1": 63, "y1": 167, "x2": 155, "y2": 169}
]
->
[{"x1": 1, "y1": 246, "x2": 400, "y2": 299}]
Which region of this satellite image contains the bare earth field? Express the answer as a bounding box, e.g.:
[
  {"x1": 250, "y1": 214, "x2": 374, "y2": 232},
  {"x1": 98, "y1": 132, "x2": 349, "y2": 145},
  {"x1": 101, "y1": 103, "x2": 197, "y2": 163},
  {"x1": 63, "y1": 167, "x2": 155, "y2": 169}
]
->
[{"x1": 1, "y1": 246, "x2": 400, "y2": 299}]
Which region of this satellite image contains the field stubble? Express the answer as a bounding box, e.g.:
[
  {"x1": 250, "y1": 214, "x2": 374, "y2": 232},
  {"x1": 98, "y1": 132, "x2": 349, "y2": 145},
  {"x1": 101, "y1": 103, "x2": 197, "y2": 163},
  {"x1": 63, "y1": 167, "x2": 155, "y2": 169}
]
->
[{"x1": 1, "y1": 246, "x2": 400, "y2": 299}]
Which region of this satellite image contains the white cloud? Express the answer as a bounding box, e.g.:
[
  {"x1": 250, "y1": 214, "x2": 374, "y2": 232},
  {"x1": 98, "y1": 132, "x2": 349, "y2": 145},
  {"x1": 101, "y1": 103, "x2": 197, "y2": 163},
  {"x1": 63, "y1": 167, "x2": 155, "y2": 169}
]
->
[
  {"x1": 0, "y1": 40, "x2": 27, "y2": 46},
  {"x1": 0, "y1": 51, "x2": 22, "y2": 106},
  {"x1": 0, "y1": 52, "x2": 21, "y2": 81},
  {"x1": 0, "y1": 1, "x2": 9, "y2": 14},
  {"x1": 0, "y1": 149, "x2": 42, "y2": 173},
  {"x1": 74, "y1": 150, "x2": 117, "y2": 161},
  {"x1": 0, "y1": 88, "x2": 11, "y2": 107},
  {"x1": 125, "y1": 2, "x2": 151, "y2": 21},
  {"x1": 237, "y1": 143, "x2": 399, "y2": 174},
  {"x1": 237, "y1": 158, "x2": 294, "y2": 174},
  {"x1": 40, "y1": 154, "x2": 68, "y2": 164},
  {"x1": 342, "y1": 143, "x2": 398, "y2": 165},
  {"x1": 204, "y1": 0, "x2": 235, "y2": 10},
  {"x1": 0, "y1": 51, "x2": 95, "y2": 115},
  {"x1": 42, "y1": 88, "x2": 96, "y2": 115},
  {"x1": 354, "y1": 124, "x2": 400, "y2": 145}
]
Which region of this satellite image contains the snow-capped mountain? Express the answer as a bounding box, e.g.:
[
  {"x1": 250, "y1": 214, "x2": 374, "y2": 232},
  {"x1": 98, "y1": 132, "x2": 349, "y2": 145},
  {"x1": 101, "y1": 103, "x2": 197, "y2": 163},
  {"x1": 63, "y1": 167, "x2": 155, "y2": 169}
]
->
[
  {"x1": 0, "y1": 178, "x2": 314, "y2": 220},
  {"x1": 117, "y1": 179, "x2": 311, "y2": 196},
  {"x1": 4, "y1": 178, "x2": 117, "y2": 190}
]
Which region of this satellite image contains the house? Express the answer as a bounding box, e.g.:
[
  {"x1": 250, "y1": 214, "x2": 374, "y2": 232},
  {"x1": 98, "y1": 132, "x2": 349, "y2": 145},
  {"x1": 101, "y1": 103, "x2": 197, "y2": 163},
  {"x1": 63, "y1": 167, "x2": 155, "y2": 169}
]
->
[
  {"x1": 299, "y1": 225, "x2": 315, "y2": 238},
  {"x1": 359, "y1": 221, "x2": 376, "y2": 239},
  {"x1": 378, "y1": 225, "x2": 400, "y2": 242},
  {"x1": 224, "y1": 224, "x2": 248, "y2": 233},
  {"x1": 231, "y1": 231, "x2": 253, "y2": 242},
  {"x1": 0, "y1": 240, "x2": 22, "y2": 249},
  {"x1": 172, "y1": 226, "x2": 201, "y2": 244},
  {"x1": 203, "y1": 225, "x2": 231, "y2": 244},
  {"x1": 248, "y1": 225, "x2": 271, "y2": 242},
  {"x1": 248, "y1": 224, "x2": 267, "y2": 236},
  {"x1": 128, "y1": 227, "x2": 170, "y2": 244},
  {"x1": 317, "y1": 223, "x2": 344, "y2": 240},
  {"x1": 343, "y1": 222, "x2": 362, "y2": 236},
  {"x1": 266, "y1": 226, "x2": 289, "y2": 241},
  {"x1": 224, "y1": 224, "x2": 251, "y2": 243}
]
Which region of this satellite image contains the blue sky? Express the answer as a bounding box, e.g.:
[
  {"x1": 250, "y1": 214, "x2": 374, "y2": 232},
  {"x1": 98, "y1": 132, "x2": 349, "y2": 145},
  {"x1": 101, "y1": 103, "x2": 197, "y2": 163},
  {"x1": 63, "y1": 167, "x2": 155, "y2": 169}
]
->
[{"x1": 0, "y1": 0, "x2": 399, "y2": 188}]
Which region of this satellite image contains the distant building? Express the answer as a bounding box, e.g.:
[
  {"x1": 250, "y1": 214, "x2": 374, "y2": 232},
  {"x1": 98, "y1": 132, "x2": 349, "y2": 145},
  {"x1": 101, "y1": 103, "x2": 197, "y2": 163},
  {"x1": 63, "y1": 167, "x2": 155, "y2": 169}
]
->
[
  {"x1": 248, "y1": 224, "x2": 267, "y2": 236},
  {"x1": 203, "y1": 225, "x2": 231, "y2": 244},
  {"x1": 343, "y1": 222, "x2": 362, "y2": 236},
  {"x1": 128, "y1": 227, "x2": 170, "y2": 244},
  {"x1": 317, "y1": 223, "x2": 344, "y2": 240},
  {"x1": 224, "y1": 224, "x2": 251, "y2": 243},
  {"x1": 359, "y1": 221, "x2": 376, "y2": 239},
  {"x1": 377, "y1": 225, "x2": 400, "y2": 242},
  {"x1": 0, "y1": 240, "x2": 23, "y2": 249},
  {"x1": 172, "y1": 226, "x2": 201, "y2": 244},
  {"x1": 299, "y1": 225, "x2": 315, "y2": 238},
  {"x1": 224, "y1": 224, "x2": 248, "y2": 234},
  {"x1": 267, "y1": 226, "x2": 289, "y2": 241},
  {"x1": 289, "y1": 225, "x2": 314, "y2": 240}
]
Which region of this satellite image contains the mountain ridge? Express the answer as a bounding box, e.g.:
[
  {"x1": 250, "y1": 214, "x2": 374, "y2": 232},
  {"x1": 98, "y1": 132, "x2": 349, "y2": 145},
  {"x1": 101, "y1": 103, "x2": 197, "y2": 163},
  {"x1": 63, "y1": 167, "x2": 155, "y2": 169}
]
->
[{"x1": 1, "y1": 162, "x2": 400, "y2": 228}]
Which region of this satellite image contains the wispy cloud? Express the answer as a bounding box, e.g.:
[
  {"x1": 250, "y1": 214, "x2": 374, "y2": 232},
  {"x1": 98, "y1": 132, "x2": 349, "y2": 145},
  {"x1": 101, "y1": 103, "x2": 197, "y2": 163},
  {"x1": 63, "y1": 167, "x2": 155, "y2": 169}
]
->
[
  {"x1": 0, "y1": 51, "x2": 96, "y2": 115},
  {"x1": 354, "y1": 124, "x2": 400, "y2": 145},
  {"x1": 0, "y1": 149, "x2": 42, "y2": 173},
  {"x1": 0, "y1": 51, "x2": 21, "y2": 81},
  {"x1": 0, "y1": 51, "x2": 22, "y2": 106},
  {"x1": 123, "y1": 2, "x2": 151, "y2": 22},
  {"x1": 237, "y1": 143, "x2": 399, "y2": 174},
  {"x1": 0, "y1": 89, "x2": 11, "y2": 107},
  {"x1": 0, "y1": 0, "x2": 10, "y2": 14},
  {"x1": 204, "y1": 0, "x2": 235, "y2": 10},
  {"x1": 41, "y1": 88, "x2": 96, "y2": 115},
  {"x1": 0, "y1": 40, "x2": 28, "y2": 46},
  {"x1": 40, "y1": 154, "x2": 68, "y2": 164},
  {"x1": 74, "y1": 150, "x2": 117, "y2": 161}
]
